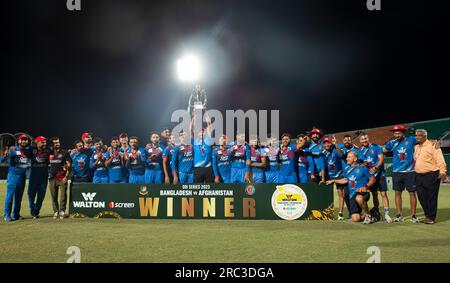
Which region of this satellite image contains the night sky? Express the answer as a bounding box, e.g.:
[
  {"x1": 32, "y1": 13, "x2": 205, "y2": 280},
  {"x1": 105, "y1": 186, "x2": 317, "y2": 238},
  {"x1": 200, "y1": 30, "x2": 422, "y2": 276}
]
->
[{"x1": 2, "y1": 0, "x2": 449, "y2": 147}]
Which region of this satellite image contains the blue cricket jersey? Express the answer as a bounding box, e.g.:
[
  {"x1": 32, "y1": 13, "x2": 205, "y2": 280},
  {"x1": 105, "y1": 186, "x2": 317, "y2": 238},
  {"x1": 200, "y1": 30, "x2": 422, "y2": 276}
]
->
[
  {"x1": 70, "y1": 149, "x2": 91, "y2": 178},
  {"x1": 279, "y1": 144, "x2": 297, "y2": 177},
  {"x1": 263, "y1": 146, "x2": 279, "y2": 172},
  {"x1": 228, "y1": 143, "x2": 251, "y2": 170},
  {"x1": 212, "y1": 146, "x2": 231, "y2": 178},
  {"x1": 144, "y1": 144, "x2": 164, "y2": 170},
  {"x1": 344, "y1": 164, "x2": 372, "y2": 199},
  {"x1": 250, "y1": 147, "x2": 265, "y2": 175},
  {"x1": 323, "y1": 148, "x2": 343, "y2": 179},
  {"x1": 384, "y1": 136, "x2": 416, "y2": 173},
  {"x1": 90, "y1": 150, "x2": 109, "y2": 179},
  {"x1": 6, "y1": 146, "x2": 32, "y2": 175},
  {"x1": 105, "y1": 149, "x2": 125, "y2": 181},
  {"x1": 172, "y1": 144, "x2": 194, "y2": 173},
  {"x1": 126, "y1": 148, "x2": 146, "y2": 176},
  {"x1": 307, "y1": 141, "x2": 325, "y2": 175},
  {"x1": 358, "y1": 144, "x2": 385, "y2": 176},
  {"x1": 193, "y1": 134, "x2": 213, "y2": 168}
]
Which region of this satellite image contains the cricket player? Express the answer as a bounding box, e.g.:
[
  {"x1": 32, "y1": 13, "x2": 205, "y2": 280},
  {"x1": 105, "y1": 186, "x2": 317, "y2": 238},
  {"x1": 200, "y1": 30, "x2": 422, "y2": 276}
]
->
[
  {"x1": 358, "y1": 133, "x2": 392, "y2": 223},
  {"x1": 28, "y1": 136, "x2": 50, "y2": 219},
  {"x1": 172, "y1": 131, "x2": 194, "y2": 184},
  {"x1": 119, "y1": 132, "x2": 130, "y2": 182},
  {"x1": 295, "y1": 134, "x2": 314, "y2": 183},
  {"x1": 383, "y1": 125, "x2": 418, "y2": 223},
  {"x1": 263, "y1": 136, "x2": 280, "y2": 183},
  {"x1": 2, "y1": 135, "x2": 32, "y2": 222},
  {"x1": 307, "y1": 128, "x2": 326, "y2": 184},
  {"x1": 278, "y1": 133, "x2": 298, "y2": 183},
  {"x1": 191, "y1": 111, "x2": 214, "y2": 183},
  {"x1": 249, "y1": 135, "x2": 267, "y2": 183},
  {"x1": 90, "y1": 137, "x2": 109, "y2": 183},
  {"x1": 143, "y1": 132, "x2": 165, "y2": 183},
  {"x1": 105, "y1": 136, "x2": 126, "y2": 183},
  {"x1": 70, "y1": 140, "x2": 91, "y2": 183},
  {"x1": 322, "y1": 136, "x2": 346, "y2": 220},
  {"x1": 124, "y1": 136, "x2": 146, "y2": 184},
  {"x1": 327, "y1": 151, "x2": 376, "y2": 224},
  {"x1": 48, "y1": 137, "x2": 71, "y2": 219},
  {"x1": 162, "y1": 134, "x2": 175, "y2": 184},
  {"x1": 212, "y1": 134, "x2": 231, "y2": 183},
  {"x1": 228, "y1": 133, "x2": 251, "y2": 183}
]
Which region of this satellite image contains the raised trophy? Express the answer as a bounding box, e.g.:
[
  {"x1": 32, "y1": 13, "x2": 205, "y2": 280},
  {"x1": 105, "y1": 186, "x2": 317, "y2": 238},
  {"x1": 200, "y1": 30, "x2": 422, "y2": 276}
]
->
[{"x1": 188, "y1": 84, "x2": 207, "y2": 113}]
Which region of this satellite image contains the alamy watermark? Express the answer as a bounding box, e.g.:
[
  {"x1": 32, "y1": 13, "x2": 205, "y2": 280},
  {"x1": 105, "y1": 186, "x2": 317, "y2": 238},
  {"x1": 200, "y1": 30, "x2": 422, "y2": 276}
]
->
[
  {"x1": 66, "y1": 246, "x2": 81, "y2": 263},
  {"x1": 66, "y1": 0, "x2": 81, "y2": 11},
  {"x1": 170, "y1": 109, "x2": 279, "y2": 145}
]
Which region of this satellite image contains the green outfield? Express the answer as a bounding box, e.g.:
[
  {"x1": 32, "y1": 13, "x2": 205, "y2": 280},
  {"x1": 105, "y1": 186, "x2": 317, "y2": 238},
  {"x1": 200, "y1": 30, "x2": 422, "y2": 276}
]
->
[{"x1": 1, "y1": 182, "x2": 449, "y2": 263}]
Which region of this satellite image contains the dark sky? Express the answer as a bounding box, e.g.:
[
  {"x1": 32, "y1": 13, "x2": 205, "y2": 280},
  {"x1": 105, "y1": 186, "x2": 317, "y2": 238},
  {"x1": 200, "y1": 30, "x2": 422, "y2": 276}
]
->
[{"x1": 2, "y1": 0, "x2": 449, "y2": 146}]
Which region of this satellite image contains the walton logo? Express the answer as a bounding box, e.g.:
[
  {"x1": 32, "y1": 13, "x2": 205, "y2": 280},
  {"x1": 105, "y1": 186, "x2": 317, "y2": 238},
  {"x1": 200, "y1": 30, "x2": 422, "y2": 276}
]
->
[
  {"x1": 73, "y1": 192, "x2": 105, "y2": 208},
  {"x1": 82, "y1": 193, "x2": 96, "y2": 201}
]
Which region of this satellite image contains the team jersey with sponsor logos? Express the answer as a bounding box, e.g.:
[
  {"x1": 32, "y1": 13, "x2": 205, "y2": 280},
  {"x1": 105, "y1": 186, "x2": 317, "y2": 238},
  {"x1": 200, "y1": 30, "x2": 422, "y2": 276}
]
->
[
  {"x1": 250, "y1": 147, "x2": 265, "y2": 174},
  {"x1": 172, "y1": 144, "x2": 194, "y2": 173},
  {"x1": 104, "y1": 149, "x2": 125, "y2": 181},
  {"x1": 212, "y1": 146, "x2": 231, "y2": 177},
  {"x1": 323, "y1": 148, "x2": 343, "y2": 179},
  {"x1": 263, "y1": 146, "x2": 280, "y2": 172},
  {"x1": 358, "y1": 144, "x2": 385, "y2": 176},
  {"x1": 5, "y1": 146, "x2": 32, "y2": 175},
  {"x1": 49, "y1": 150, "x2": 71, "y2": 180},
  {"x1": 344, "y1": 164, "x2": 372, "y2": 199},
  {"x1": 279, "y1": 144, "x2": 297, "y2": 177},
  {"x1": 307, "y1": 141, "x2": 326, "y2": 174},
  {"x1": 193, "y1": 134, "x2": 213, "y2": 168},
  {"x1": 296, "y1": 148, "x2": 314, "y2": 181},
  {"x1": 125, "y1": 148, "x2": 146, "y2": 175},
  {"x1": 162, "y1": 144, "x2": 175, "y2": 170},
  {"x1": 30, "y1": 148, "x2": 50, "y2": 178},
  {"x1": 143, "y1": 144, "x2": 164, "y2": 170},
  {"x1": 70, "y1": 148, "x2": 91, "y2": 178},
  {"x1": 384, "y1": 136, "x2": 416, "y2": 173},
  {"x1": 90, "y1": 149, "x2": 109, "y2": 179},
  {"x1": 228, "y1": 143, "x2": 251, "y2": 170}
]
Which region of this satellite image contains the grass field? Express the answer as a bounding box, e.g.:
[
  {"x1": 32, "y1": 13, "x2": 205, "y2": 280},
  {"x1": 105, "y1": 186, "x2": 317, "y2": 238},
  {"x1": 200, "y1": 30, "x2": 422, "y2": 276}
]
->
[{"x1": 1, "y1": 182, "x2": 450, "y2": 263}]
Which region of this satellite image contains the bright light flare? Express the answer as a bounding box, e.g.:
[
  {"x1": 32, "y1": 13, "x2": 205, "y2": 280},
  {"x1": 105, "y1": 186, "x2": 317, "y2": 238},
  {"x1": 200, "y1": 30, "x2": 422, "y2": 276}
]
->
[{"x1": 176, "y1": 54, "x2": 202, "y2": 82}]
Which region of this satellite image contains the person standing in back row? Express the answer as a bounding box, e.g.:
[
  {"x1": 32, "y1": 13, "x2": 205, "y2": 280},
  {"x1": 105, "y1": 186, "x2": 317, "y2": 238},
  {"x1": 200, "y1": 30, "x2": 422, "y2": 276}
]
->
[{"x1": 413, "y1": 129, "x2": 447, "y2": 224}]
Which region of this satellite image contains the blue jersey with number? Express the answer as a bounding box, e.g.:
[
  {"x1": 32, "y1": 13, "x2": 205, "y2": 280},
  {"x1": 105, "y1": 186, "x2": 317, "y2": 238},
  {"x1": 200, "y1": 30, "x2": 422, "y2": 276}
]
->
[
  {"x1": 279, "y1": 144, "x2": 297, "y2": 177},
  {"x1": 193, "y1": 134, "x2": 212, "y2": 168},
  {"x1": 384, "y1": 136, "x2": 416, "y2": 173},
  {"x1": 250, "y1": 147, "x2": 265, "y2": 174},
  {"x1": 172, "y1": 144, "x2": 194, "y2": 173},
  {"x1": 344, "y1": 164, "x2": 372, "y2": 198}
]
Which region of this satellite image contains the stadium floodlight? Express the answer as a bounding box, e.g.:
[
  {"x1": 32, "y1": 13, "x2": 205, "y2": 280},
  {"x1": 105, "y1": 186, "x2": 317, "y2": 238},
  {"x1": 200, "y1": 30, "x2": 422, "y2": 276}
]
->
[{"x1": 176, "y1": 54, "x2": 202, "y2": 82}]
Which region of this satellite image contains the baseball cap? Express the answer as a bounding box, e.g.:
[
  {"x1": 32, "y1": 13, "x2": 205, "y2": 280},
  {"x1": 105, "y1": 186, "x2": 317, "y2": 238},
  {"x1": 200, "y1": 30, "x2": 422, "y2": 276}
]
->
[
  {"x1": 35, "y1": 136, "x2": 46, "y2": 143},
  {"x1": 390, "y1": 125, "x2": 407, "y2": 132},
  {"x1": 81, "y1": 132, "x2": 92, "y2": 140}
]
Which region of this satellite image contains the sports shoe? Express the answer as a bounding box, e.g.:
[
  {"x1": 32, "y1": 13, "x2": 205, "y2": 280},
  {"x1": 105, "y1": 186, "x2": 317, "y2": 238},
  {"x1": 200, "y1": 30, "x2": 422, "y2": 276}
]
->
[
  {"x1": 411, "y1": 215, "x2": 420, "y2": 223},
  {"x1": 337, "y1": 212, "x2": 344, "y2": 221},
  {"x1": 363, "y1": 214, "x2": 373, "y2": 224},
  {"x1": 424, "y1": 218, "x2": 435, "y2": 224},
  {"x1": 59, "y1": 211, "x2": 65, "y2": 219},
  {"x1": 12, "y1": 215, "x2": 24, "y2": 221},
  {"x1": 393, "y1": 214, "x2": 404, "y2": 222},
  {"x1": 33, "y1": 215, "x2": 40, "y2": 220},
  {"x1": 370, "y1": 207, "x2": 381, "y2": 222},
  {"x1": 384, "y1": 214, "x2": 392, "y2": 223},
  {"x1": 53, "y1": 212, "x2": 59, "y2": 219},
  {"x1": 4, "y1": 216, "x2": 12, "y2": 222}
]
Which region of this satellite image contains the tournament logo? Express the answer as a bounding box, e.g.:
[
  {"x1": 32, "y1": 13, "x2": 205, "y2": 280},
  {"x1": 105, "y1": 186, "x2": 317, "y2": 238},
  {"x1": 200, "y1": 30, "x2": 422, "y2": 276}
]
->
[
  {"x1": 271, "y1": 184, "x2": 308, "y2": 220},
  {"x1": 139, "y1": 185, "x2": 148, "y2": 196},
  {"x1": 245, "y1": 184, "x2": 256, "y2": 196}
]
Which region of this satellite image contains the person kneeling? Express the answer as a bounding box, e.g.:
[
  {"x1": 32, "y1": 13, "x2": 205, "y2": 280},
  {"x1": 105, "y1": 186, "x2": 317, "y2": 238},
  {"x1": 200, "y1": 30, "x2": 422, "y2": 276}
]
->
[{"x1": 327, "y1": 151, "x2": 376, "y2": 224}]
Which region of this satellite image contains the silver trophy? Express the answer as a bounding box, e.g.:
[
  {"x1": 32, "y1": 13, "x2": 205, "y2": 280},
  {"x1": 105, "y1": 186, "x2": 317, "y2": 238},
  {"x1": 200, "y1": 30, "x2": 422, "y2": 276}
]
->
[{"x1": 188, "y1": 84, "x2": 207, "y2": 113}]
